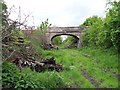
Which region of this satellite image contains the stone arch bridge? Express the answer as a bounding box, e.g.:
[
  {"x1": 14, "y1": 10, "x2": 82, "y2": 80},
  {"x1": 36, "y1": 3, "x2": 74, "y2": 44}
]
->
[{"x1": 46, "y1": 26, "x2": 86, "y2": 48}]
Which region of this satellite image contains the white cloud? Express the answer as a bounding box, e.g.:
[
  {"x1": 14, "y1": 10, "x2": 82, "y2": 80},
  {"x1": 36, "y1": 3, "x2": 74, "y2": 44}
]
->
[{"x1": 4, "y1": 0, "x2": 107, "y2": 27}]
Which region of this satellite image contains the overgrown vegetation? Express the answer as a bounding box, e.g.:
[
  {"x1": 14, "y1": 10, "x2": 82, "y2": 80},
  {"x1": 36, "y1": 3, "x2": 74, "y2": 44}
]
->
[
  {"x1": 36, "y1": 19, "x2": 51, "y2": 48},
  {"x1": 52, "y1": 36, "x2": 62, "y2": 46},
  {"x1": 52, "y1": 35, "x2": 78, "y2": 49},
  {"x1": 62, "y1": 36, "x2": 78, "y2": 48},
  {"x1": 2, "y1": 61, "x2": 65, "y2": 89},
  {"x1": 81, "y1": 1, "x2": 120, "y2": 51},
  {"x1": 2, "y1": 48, "x2": 119, "y2": 88},
  {"x1": 1, "y1": 0, "x2": 119, "y2": 89}
]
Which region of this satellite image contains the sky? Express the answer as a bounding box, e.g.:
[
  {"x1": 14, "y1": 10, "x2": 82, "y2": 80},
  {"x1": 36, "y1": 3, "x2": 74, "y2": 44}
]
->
[{"x1": 4, "y1": 0, "x2": 107, "y2": 27}]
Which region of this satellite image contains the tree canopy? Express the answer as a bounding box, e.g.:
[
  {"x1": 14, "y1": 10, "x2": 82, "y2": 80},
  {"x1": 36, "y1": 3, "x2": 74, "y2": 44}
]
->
[{"x1": 81, "y1": 1, "x2": 120, "y2": 51}]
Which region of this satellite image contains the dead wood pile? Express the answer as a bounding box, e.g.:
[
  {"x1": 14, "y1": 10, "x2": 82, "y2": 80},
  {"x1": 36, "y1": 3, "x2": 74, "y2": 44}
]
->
[{"x1": 11, "y1": 56, "x2": 63, "y2": 72}]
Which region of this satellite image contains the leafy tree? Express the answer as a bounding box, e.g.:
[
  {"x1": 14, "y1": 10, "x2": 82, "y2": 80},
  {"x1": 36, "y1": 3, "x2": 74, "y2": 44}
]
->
[
  {"x1": 81, "y1": 16, "x2": 103, "y2": 26},
  {"x1": 39, "y1": 19, "x2": 51, "y2": 34},
  {"x1": 81, "y1": 16, "x2": 104, "y2": 47},
  {"x1": 105, "y1": 1, "x2": 120, "y2": 50},
  {"x1": 81, "y1": 0, "x2": 120, "y2": 51}
]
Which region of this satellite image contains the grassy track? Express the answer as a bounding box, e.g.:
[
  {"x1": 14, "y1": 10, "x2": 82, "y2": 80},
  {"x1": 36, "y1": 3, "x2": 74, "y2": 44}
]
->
[
  {"x1": 2, "y1": 48, "x2": 119, "y2": 88},
  {"x1": 43, "y1": 48, "x2": 119, "y2": 88}
]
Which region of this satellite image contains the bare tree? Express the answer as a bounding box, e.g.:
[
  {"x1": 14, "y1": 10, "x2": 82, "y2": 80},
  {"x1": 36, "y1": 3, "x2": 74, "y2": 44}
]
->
[{"x1": 1, "y1": 2, "x2": 34, "y2": 61}]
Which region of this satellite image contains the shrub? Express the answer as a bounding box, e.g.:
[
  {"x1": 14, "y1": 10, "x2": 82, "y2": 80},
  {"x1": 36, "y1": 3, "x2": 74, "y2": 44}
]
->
[{"x1": 2, "y1": 61, "x2": 66, "y2": 89}]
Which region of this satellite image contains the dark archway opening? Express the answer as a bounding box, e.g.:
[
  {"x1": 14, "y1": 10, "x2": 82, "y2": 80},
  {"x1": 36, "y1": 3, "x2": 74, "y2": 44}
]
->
[{"x1": 51, "y1": 34, "x2": 79, "y2": 49}]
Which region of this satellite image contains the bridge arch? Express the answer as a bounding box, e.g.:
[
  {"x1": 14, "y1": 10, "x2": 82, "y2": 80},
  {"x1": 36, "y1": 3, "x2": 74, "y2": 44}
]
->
[
  {"x1": 46, "y1": 26, "x2": 85, "y2": 48},
  {"x1": 51, "y1": 33, "x2": 79, "y2": 42},
  {"x1": 50, "y1": 33, "x2": 80, "y2": 48}
]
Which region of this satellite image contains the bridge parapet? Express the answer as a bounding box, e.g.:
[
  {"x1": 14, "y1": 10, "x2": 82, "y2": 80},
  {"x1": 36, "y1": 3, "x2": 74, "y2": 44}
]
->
[{"x1": 47, "y1": 26, "x2": 82, "y2": 33}]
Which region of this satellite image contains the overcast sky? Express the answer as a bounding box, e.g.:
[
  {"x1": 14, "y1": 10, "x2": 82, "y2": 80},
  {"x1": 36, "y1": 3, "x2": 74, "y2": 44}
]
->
[{"x1": 4, "y1": 0, "x2": 107, "y2": 27}]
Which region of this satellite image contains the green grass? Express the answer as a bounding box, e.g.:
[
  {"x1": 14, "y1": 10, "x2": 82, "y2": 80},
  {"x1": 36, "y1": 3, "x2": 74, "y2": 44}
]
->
[
  {"x1": 43, "y1": 48, "x2": 119, "y2": 88},
  {"x1": 2, "y1": 47, "x2": 119, "y2": 88}
]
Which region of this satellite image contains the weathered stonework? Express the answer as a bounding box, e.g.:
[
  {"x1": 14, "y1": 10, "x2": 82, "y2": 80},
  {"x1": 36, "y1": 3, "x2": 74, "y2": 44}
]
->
[{"x1": 46, "y1": 26, "x2": 85, "y2": 48}]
